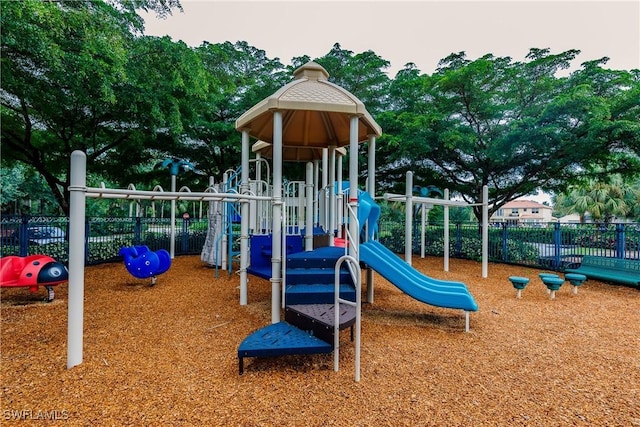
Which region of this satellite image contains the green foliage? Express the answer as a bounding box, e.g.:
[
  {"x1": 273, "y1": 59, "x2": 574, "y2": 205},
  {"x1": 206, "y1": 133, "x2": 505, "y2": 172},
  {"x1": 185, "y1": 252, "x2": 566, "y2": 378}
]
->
[
  {"x1": 87, "y1": 237, "x2": 132, "y2": 264},
  {"x1": 1, "y1": 0, "x2": 192, "y2": 214},
  {"x1": 3, "y1": 1, "x2": 639, "y2": 220},
  {"x1": 554, "y1": 173, "x2": 640, "y2": 223},
  {"x1": 0, "y1": 162, "x2": 61, "y2": 215},
  {"x1": 25, "y1": 241, "x2": 68, "y2": 262},
  {"x1": 379, "y1": 223, "x2": 539, "y2": 264},
  {"x1": 380, "y1": 49, "x2": 640, "y2": 220},
  {"x1": 189, "y1": 41, "x2": 288, "y2": 181},
  {"x1": 489, "y1": 238, "x2": 540, "y2": 264}
]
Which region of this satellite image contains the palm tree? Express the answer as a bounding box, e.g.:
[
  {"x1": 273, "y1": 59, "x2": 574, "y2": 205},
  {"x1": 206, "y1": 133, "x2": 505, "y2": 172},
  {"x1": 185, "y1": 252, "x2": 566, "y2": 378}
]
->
[{"x1": 554, "y1": 174, "x2": 639, "y2": 223}]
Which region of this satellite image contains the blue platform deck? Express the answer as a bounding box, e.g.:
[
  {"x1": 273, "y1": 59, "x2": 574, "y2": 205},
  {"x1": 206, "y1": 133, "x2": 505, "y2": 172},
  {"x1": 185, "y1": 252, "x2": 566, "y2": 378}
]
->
[{"x1": 238, "y1": 321, "x2": 333, "y2": 374}]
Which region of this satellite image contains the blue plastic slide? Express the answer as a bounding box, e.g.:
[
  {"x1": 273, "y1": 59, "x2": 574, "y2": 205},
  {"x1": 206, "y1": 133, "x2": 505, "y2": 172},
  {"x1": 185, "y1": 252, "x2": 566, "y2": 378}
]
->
[{"x1": 359, "y1": 240, "x2": 479, "y2": 311}]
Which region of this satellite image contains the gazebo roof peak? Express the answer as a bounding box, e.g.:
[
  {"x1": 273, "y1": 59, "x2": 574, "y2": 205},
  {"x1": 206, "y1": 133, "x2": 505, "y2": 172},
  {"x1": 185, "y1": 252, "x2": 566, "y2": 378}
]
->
[{"x1": 293, "y1": 61, "x2": 329, "y2": 81}]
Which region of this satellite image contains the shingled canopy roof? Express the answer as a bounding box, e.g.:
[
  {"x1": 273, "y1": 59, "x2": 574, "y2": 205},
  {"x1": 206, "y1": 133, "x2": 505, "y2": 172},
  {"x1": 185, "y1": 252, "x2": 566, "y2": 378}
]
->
[{"x1": 235, "y1": 61, "x2": 381, "y2": 148}]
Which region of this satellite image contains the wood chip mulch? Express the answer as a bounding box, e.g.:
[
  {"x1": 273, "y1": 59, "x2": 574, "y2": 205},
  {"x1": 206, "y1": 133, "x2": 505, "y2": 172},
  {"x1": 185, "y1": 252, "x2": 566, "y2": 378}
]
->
[{"x1": 1, "y1": 255, "x2": 639, "y2": 426}]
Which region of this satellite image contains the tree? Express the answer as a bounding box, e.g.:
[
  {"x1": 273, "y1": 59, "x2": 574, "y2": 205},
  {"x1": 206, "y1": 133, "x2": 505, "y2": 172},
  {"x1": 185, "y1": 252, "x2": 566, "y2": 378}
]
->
[
  {"x1": 377, "y1": 49, "x2": 640, "y2": 220},
  {"x1": 189, "y1": 41, "x2": 289, "y2": 181},
  {"x1": 554, "y1": 174, "x2": 640, "y2": 223},
  {"x1": 1, "y1": 0, "x2": 187, "y2": 214},
  {"x1": 0, "y1": 163, "x2": 27, "y2": 215},
  {"x1": 314, "y1": 43, "x2": 392, "y2": 184},
  {"x1": 99, "y1": 35, "x2": 209, "y2": 189},
  {"x1": 566, "y1": 60, "x2": 640, "y2": 174},
  {"x1": 315, "y1": 43, "x2": 391, "y2": 116},
  {"x1": 375, "y1": 64, "x2": 441, "y2": 192}
]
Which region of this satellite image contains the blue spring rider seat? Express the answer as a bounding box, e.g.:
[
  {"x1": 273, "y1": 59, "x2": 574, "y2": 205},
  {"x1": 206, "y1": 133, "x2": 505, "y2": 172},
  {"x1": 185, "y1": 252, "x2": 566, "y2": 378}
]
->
[{"x1": 119, "y1": 245, "x2": 171, "y2": 286}]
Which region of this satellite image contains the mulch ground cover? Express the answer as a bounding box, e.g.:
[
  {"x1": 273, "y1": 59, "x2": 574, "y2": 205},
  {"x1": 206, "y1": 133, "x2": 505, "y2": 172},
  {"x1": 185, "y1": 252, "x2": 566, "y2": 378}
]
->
[{"x1": 1, "y1": 255, "x2": 639, "y2": 426}]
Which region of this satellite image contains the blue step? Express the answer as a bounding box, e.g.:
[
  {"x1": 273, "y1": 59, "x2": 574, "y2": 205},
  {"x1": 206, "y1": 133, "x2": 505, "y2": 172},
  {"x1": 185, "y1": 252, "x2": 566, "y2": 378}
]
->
[
  {"x1": 285, "y1": 283, "x2": 356, "y2": 305},
  {"x1": 286, "y1": 246, "x2": 345, "y2": 269},
  {"x1": 286, "y1": 268, "x2": 353, "y2": 285},
  {"x1": 238, "y1": 321, "x2": 333, "y2": 374}
]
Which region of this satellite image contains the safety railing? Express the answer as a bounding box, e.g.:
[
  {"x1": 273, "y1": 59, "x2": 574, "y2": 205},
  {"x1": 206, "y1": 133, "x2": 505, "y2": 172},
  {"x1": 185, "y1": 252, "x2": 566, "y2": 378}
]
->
[{"x1": 333, "y1": 254, "x2": 361, "y2": 382}]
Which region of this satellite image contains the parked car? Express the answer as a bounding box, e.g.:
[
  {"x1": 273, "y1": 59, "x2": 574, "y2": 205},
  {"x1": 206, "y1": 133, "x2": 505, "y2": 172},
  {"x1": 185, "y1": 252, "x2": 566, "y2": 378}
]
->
[{"x1": 1, "y1": 226, "x2": 66, "y2": 246}]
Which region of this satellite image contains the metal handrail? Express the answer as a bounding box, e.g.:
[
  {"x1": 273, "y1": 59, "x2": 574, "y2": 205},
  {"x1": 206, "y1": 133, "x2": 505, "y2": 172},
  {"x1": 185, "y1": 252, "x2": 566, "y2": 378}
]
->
[{"x1": 333, "y1": 254, "x2": 361, "y2": 382}]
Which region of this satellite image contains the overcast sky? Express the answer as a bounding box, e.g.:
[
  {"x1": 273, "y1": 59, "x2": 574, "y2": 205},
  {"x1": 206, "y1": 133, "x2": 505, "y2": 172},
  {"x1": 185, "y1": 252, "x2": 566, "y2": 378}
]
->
[{"x1": 142, "y1": 0, "x2": 640, "y2": 77}]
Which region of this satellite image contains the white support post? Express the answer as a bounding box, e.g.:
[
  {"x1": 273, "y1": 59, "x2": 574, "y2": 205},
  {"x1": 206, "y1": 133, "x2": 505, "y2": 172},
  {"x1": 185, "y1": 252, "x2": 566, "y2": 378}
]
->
[
  {"x1": 337, "y1": 155, "x2": 344, "y2": 239},
  {"x1": 271, "y1": 111, "x2": 283, "y2": 323},
  {"x1": 313, "y1": 160, "x2": 320, "y2": 227},
  {"x1": 328, "y1": 146, "x2": 336, "y2": 246},
  {"x1": 348, "y1": 116, "x2": 359, "y2": 260},
  {"x1": 421, "y1": 203, "x2": 426, "y2": 258},
  {"x1": 366, "y1": 136, "x2": 376, "y2": 303},
  {"x1": 405, "y1": 171, "x2": 413, "y2": 265},
  {"x1": 320, "y1": 149, "x2": 328, "y2": 231},
  {"x1": 222, "y1": 172, "x2": 228, "y2": 271},
  {"x1": 305, "y1": 162, "x2": 314, "y2": 251},
  {"x1": 482, "y1": 185, "x2": 489, "y2": 278},
  {"x1": 240, "y1": 130, "x2": 250, "y2": 304},
  {"x1": 68, "y1": 150, "x2": 87, "y2": 369},
  {"x1": 170, "y1": 174, "x2": 176, "y2": 259},
  {"x1": 465, "y1": 311, "x2": 470, "y2": 333},
  {"x1": 256, "y1": 152, "x2": 262, "y2": 183},
  {"x1": 444, "y1": 188, "x2": 450, "y2": 272}
]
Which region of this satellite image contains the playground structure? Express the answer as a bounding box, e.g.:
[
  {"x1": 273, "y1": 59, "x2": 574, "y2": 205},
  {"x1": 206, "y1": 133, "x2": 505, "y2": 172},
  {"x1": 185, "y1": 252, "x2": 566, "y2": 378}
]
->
[
  {"x1": 0, "y1": 255, "x2": 69, "y2": 302},
  {"x1": 64, "y1": 62, "x2": 480, "y2": 380}
]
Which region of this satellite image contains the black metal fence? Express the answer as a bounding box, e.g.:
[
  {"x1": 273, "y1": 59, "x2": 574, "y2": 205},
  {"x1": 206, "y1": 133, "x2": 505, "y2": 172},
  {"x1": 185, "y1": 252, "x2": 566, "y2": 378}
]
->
[
  {"x1": 2, "y1": 215, "x2": 639, "y2": 272},
  {"x1": 0, "y1": 215, "x2": 208, "y2": 265},
  {"x1": 378, "y1": 220, "x2": 640, "y2": 270}
]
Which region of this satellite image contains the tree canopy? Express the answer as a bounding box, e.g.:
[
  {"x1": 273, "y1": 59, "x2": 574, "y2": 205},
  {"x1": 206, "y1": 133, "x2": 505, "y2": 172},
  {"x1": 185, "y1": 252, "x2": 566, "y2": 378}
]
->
[
  {"x1": 2, "y1": 1, "x2": 639, "y2": 219},
  {"x1": 376, "y1": 49, "x2": 640, "y2": 219}
]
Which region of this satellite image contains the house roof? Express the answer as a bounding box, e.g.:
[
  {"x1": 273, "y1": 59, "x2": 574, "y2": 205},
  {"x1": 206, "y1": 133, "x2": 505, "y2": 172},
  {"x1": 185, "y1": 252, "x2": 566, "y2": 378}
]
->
[{"x1": 503, "y1": 200, "x2": 552, "y2": 210}]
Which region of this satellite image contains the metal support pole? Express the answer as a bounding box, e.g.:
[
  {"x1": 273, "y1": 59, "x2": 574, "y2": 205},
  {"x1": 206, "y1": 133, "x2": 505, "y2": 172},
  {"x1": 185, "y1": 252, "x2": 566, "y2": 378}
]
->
[
  {"x1": 337, "y1": 155, "x2": 344, "y2": 239},
  {"x1": 444, "y1": 189, "x2": 450, "y2": 272},
  {"x1": 240, "y1": 130, "x2": 250, "y2": 304},
  {"x1": 348, "y1": 116, "x2": 359, "y2": 260},
  {"x1": 366, "y1": 135, "x2": 376, "y2": 303},
  {"x1": 328, "y1": 146, "x2": 336, "y2": 246},
  {"x1": 320, "y1": 149, "x2": 328, "y2": 231},
  {"x1": 170, "y1": 174, "x2": 176, "y2": 258},
  {"x1": 67, "y1": 150, "x2": 87, "y2": 369},
  {"x1": 222, "y1": 172, "x2": 228, "y2": 271},
  {"x1": 305, "y1": 162, "x2": 314, "y2": 251},
  {"x1": 271, "y1": 111, "x2": 283, "y2": 323},
  {"x1": 482, "y1": 185, "x2": 488, "y2": 278},
  {"x1": 405, "y1": 171, "x2": 413, "y2": 265}
]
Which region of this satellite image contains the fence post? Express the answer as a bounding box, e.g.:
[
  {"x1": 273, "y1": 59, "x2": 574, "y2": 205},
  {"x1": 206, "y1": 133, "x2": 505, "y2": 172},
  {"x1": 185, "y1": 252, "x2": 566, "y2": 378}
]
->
[
  {"x1": 502, "y1": 222, "x2": 508, "y2": 262},
  {"x1": 181, "y1": 217, "x2": 189, "y2": 253},
  {"x1": 455, "y1": 223, "x2": 462, "y2": 257},
  {"x1": 84, "y1": 219, "x2": 90, "y2": 264},
  {"x1": 18, "y1": 214, "x2": 29, "y2": 257},
  {"x1": 553, "y1": 222, "x2": 562, "y2": 270},
  {"x1": 134, "y1": 217, "x2": 142, "y2": 246},
  {"x1": 615, "y1": 223, "x2": 625, "y2": 259}
]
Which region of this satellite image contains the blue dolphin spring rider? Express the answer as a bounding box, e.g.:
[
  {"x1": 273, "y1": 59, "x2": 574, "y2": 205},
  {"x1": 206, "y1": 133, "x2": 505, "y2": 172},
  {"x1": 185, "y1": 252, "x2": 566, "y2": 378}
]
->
[{"x1": 119, "y1": 245, "x2": 171, "y2": 286}]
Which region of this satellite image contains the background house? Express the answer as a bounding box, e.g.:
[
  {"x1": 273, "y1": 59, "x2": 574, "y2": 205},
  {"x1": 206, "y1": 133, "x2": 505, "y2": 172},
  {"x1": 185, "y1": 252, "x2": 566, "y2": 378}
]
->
[{"x1": 491, "y1": 200, "x2": 553, "y2": 226}]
